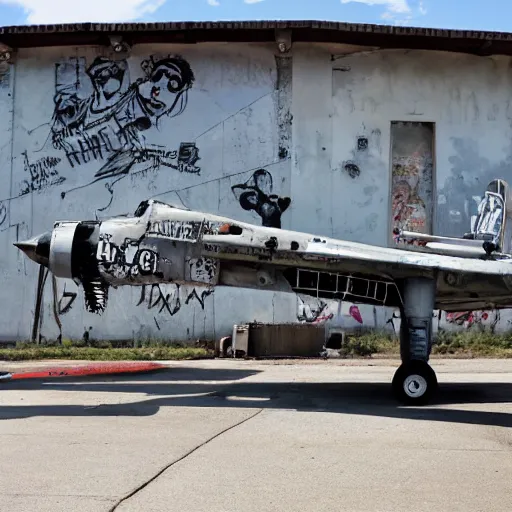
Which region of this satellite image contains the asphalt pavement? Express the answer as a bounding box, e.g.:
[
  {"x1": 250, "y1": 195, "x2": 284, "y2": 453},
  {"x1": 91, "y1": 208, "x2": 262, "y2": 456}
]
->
[{"x1": 0, "y1": 358, "x2": 511, "y2": 512}]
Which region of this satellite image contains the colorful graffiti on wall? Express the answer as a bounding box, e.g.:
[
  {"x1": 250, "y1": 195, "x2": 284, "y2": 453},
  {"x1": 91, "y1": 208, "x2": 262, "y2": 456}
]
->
[
  {"x1": 392, "y1": 176, "x2": 427, "y2": 232},
  {"x1": 297, "y1": 296, "x2": 363, "y2": 326},
  {"x1": 390, "y1": 122, "x2": 434, "y2": 234},
  {"x1": 391, "y1": 153, "x2": 431, "y2": 233},
  {"x1": 445, "y1": 310, "x2": 500, "y2": 333}
]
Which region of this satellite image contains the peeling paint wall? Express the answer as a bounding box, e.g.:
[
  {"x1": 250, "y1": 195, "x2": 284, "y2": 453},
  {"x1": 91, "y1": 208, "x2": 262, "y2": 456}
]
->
[
  {"x1": 3, "y1": 41, "x2": 512, "y2": 342},
  {"x1": 329, "y1": 47, "x2": 512, "y2": 242},
  {"x1": 293, "y1": 44, "x2": 512, "y2": 333}
]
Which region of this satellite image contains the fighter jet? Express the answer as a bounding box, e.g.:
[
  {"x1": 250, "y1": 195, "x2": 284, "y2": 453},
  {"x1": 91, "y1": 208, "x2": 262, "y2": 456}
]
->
[{"x1": 14, "y1": 178, "x2": 512, "y2": 405}]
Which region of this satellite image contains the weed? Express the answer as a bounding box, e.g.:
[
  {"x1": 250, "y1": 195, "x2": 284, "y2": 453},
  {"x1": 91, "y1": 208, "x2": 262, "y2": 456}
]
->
[
  {"x1": 341, "y1": 331, "x2": 398, "y2": 357},
  {"x1": 337, "y1": 330, "x2": 512, "y2": 358},
  {"x1": 0, "y1": 344, "x2": 212, "y2": 362}
]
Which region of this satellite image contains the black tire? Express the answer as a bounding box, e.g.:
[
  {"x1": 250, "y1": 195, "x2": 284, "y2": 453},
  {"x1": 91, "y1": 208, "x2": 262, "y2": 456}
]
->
[{"x1": 392, "y1": 361, "x2": 438, "y2": 405}]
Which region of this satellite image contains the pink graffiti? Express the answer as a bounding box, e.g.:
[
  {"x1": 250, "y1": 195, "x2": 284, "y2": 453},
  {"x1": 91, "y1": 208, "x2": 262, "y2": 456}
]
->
[
  {"x1": 446, "y1": 311, "x2": 489, "y2": 326},
  {"x1": 312, "y1": 313, "x2": 334, "y2": 324},
  {"x1": 349, "y1": 305, "x2": 363, "y2": 324}
]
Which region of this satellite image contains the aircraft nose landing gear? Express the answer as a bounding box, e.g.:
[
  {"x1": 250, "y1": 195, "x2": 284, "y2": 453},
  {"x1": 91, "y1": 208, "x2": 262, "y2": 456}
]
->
[
  {"x1": 392, "y1": 360, "x2": 438, "y2": 405},
  {"x1": 393, "y1": 277, "x2": 438, "y2": 405}
]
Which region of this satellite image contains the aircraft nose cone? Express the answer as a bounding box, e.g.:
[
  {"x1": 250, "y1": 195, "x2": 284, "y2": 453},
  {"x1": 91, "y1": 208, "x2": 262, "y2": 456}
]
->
[{"x1": 14, "y1": 232, "x2": 51, "y2": 267}]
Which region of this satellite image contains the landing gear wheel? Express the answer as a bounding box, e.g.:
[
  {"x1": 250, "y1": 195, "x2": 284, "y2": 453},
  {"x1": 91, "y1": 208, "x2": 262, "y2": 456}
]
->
[{"x1": 392, "y1": 361, "x2": 438, "y2": 405}]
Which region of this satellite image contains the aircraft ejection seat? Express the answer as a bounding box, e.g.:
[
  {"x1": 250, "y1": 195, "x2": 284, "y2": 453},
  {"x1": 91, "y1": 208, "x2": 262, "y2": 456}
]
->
[
  {"x1": 463, "y1": 178, "x2": 512, "y2": 255},
  {"x1": 395, "y1": 179, "x2": 512, "y2": 259}
]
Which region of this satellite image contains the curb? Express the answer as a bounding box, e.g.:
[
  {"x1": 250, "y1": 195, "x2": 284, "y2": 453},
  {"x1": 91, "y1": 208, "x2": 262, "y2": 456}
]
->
[{"x1": 1, "y1": 362, "x2": 166, "y2": 381}]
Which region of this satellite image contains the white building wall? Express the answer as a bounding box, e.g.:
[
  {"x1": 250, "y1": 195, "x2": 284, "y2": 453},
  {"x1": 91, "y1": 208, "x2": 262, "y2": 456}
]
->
[
  {"x1": 1, "y1": 40, "x2": 512, "y2": 342},
  {"x1": 0, "y1": 42, "x2": 297, "y2": 342},
  {"x1": 293, "y1": 43, "x2": 512, "y2": 335}
]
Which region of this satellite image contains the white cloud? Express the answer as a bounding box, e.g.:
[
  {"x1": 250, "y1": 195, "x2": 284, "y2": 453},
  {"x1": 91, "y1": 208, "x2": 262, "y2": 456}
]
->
[
  {"x1": 207, "y1": 0, "x2": 220, "y2": 5},
  {"x1": 244, "y1": 0, "x2": 265, "y2": 3},
  {"x1": 381, "y1": 12, "x2": 413, "y2": 25},
  {"x1": 340, "y1": 0, "x2": 410, "y2": 14},
  {"x1": 341, "y1": 0, "x2": 430, "y2": 25},
  {"x1": 0, "y1": 0, "x2": 166, "y2": 24}
]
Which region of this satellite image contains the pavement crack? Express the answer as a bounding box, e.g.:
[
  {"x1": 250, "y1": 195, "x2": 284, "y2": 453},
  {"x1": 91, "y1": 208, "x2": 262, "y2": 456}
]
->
[{"x1": 108, "y1": 409, "x2": 263, "y2": 512}]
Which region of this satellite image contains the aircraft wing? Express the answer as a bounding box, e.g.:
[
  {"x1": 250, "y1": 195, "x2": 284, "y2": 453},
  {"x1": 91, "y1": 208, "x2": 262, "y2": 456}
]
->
[{"x1": 194, "y1": 218, "x2": 512, "y2": 312}]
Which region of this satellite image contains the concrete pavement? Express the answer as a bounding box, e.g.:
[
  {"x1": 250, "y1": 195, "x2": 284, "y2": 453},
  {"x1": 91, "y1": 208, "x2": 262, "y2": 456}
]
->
[{"x1": 0, "y1": 358, "x2": 511, "y2": 511}]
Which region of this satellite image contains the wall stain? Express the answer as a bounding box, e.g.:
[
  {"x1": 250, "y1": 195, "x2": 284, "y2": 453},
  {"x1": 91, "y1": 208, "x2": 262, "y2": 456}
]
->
[
  {"x1": 365, "y1": 212, "x2": 379, "y2": 232},
  {"x1": 0, "y1": 202, "x2": 6, "y2": 227},
  {"x1": 275, "y1": 55, "x2": 292, "y2": 161},
  {"x1": 437, "y1": 137, "x2": 512, "y2": 236}
]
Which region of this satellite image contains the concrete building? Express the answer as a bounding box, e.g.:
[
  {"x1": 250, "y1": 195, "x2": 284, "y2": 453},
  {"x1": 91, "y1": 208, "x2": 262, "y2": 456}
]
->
[{"x1": 1, "y1": 20, "x2": 512, "y2": 343}]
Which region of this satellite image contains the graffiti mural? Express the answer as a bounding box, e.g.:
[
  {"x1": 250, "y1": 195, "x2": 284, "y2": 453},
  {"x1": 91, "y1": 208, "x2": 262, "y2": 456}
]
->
[
  {"x1": 349, "y1": 305, "x2": 363, "y2": 324},
  {"x1": 20, "y1": 151, "x2": 64, "y2": 196},
  {"x1": 297, "y1": 296, "x2": 333, "y2": 324},
  {"x1": 58, "y1": 285, "x2": 78, "y2": 315},
  {"x1": 445, "y1": 310, "x2": 500, "y2": 333},
  {"x1": 390, "y1": 122, "x2": 434, "y2": 234},
  {"x1": 19, "y1": 53, "x2": 202, "y2": 212},
  {"x1": 232, "y1": 169, "x2": 291, "y2": 228},
  {"x1": 297, "y1": 295, "x2": 363, "y2": 325},
  {"x1": 136, "y1": 283, "x2": 213, "y2": 318},
  {"x1": 11, "y1": 52, "x2": 304, "y2": 342},
  {"x1": 392, "y1": 178, "x2": 427, "y2": 232},
  {"x1": 96, "y1": 233, "x2": 161, "y2": 282}
]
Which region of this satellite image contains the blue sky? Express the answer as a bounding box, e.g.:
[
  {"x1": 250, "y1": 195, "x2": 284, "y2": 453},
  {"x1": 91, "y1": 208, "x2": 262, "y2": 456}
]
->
[{"x1": 0, "y1": 0, "x2": 510, "y2": 33}]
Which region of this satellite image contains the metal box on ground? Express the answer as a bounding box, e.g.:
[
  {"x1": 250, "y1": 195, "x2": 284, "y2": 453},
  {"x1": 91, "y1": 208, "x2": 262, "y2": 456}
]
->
[
  {"x1": 248, "y1": 323, "x2": 325, "y2": 358},
  {"x1": 232, "y1": 324, "x2": 250, "y2": 357}
]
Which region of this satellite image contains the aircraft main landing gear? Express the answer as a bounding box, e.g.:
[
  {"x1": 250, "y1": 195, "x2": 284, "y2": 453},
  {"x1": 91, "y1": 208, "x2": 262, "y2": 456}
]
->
[
  {"x1": 392, "y1": 360, "x2": 438, "y2": 405},
  {"x1": 393, "y1": 277, "x2": 438, "y2": 405}
]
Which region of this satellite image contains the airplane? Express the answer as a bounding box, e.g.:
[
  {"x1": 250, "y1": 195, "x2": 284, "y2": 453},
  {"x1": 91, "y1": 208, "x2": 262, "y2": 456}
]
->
[{"x1": 13, "y1": 178, "x2": 512, "y2": 405}]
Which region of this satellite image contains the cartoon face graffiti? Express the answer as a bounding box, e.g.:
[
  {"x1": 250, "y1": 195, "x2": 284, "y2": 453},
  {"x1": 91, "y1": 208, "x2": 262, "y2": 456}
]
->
[
  {"x1": 87, "y1": 57, "x2": 129, "y2": 109},
  {"x1": 50, "y1": 54, "x2": 196, "y2": 174},
  {"x1": 138, "y1": 56, "x2": 195, "y2": 121},
  {"x1": 232, "y1": 169, "x2": 291, "y2": 229},
  {"x1": 52, "y1": 92, "x2": 85, "y2": 136}
]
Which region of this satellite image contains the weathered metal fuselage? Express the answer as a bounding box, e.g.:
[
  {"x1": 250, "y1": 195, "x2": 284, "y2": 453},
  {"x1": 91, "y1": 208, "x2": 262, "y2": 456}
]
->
[{"x1": 14, "y1": 198, "x2": 512, "y2": 314}]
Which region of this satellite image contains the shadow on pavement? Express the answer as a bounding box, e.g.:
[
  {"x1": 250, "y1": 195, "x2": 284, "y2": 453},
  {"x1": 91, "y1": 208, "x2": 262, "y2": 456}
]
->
[{"x1": 1, "y1": 366, "x2": 511, "y2": 428}]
